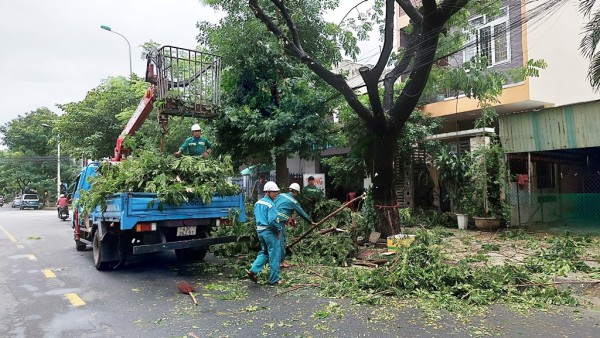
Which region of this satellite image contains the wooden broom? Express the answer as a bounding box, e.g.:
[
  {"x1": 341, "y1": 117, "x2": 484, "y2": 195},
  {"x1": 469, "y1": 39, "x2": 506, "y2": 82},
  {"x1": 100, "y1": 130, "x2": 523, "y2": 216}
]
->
[{"x1": 176, "y1": 281, "x2": 198, "y2": 305}]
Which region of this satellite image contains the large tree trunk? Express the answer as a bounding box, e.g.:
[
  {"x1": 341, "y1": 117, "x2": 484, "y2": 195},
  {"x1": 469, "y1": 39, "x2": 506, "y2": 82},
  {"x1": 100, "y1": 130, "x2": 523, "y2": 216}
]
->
[
  {"x1": 247, "y1": 0, "x2": 470, "y2": 236},
  {"x1": 371, "y1": 133, "x2": 400, "y2": 238},
  {"x1": 275, "y1": 155, "x2": 289, "y2": 189}
]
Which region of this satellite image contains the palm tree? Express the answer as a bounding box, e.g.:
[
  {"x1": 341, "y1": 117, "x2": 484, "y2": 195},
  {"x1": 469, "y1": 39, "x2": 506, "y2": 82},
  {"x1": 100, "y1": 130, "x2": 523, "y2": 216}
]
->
[{"x1": 580, "y1": 0, "x2": 600, "y2": 90}]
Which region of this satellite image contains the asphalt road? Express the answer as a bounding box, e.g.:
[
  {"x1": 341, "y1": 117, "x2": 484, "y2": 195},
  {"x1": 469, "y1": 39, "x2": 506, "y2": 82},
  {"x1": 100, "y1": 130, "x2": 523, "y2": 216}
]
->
[{"x1": 1, "y1": 207, "x2": 600, "y2": 337}]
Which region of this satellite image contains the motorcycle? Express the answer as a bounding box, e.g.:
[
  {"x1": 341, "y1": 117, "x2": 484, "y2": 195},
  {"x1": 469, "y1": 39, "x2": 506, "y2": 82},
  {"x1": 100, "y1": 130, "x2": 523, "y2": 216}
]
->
[
  {"x1": 0, "y1": 200, "x2": 3, "y2": 207},
  {"x1": 58, "y1": 206, "x2": 69, "y2": 221}
]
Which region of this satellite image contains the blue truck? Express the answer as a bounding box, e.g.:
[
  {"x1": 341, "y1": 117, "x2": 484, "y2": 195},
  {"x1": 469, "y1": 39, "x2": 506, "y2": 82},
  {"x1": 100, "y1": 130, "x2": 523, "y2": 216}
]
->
[
  {"x1": 72, "y1": 162, "x2": 246, "y2": 270},
  {"x1": 71, "y1": 46, "x2": 246, "y2": 270}
]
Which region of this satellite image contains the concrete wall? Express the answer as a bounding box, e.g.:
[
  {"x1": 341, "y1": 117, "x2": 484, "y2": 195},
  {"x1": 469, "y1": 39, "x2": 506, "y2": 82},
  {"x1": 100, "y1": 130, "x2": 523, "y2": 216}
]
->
[{"x1": 526, "y1": 0, "x2": 598, "y2": 106}]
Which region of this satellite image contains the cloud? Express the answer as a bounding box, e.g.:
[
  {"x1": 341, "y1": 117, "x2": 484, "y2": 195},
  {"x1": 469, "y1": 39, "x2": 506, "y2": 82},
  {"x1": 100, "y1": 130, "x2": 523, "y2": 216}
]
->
[
  {"x1": 0, "y1": 0, "x2": 220, "y2": 125},
  {"x1": 0, "y1": 0, "x2": 380, "y2": 128}
]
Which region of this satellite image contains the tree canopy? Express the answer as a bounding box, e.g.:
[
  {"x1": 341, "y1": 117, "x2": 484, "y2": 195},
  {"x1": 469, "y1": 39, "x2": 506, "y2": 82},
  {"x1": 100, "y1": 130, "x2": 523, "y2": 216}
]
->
[
  {"x1": 56, "y1": 76, "x2": 146, "y2": 160},
  {"x1": 55, "y1": 75, "x2": 196, "y2": 160},
  {"x1": 0, "y1": 108, "x2": 79, "y2": 199},
  {"x1": 0, "y1": 107, "x2": 58, "y2": 155},
  {"x1": 199, "y1": 2, "x2": 345, "y2": 183},
  {"x1": 214, "y1": 0, "x2": 470, "y2": 234}
]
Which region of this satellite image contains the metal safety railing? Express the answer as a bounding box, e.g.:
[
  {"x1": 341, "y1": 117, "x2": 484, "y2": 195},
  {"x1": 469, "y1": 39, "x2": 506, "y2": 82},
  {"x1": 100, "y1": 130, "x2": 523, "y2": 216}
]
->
[{"x1": 146, "y1": 45, "x2": 221, "y2": 117}]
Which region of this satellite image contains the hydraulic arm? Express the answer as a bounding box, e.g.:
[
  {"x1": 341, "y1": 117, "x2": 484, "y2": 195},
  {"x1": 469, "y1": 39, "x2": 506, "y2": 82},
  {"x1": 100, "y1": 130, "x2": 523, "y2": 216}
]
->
[{"x1": 111, "y1": 45, "x2": 223, "y2": 161}]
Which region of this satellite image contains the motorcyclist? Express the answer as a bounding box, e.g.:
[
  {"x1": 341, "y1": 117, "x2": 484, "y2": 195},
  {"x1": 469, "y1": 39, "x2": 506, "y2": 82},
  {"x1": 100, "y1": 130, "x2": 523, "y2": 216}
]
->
[{"x1": 56, "y1": 194, "x2": 69, "y2": 218}]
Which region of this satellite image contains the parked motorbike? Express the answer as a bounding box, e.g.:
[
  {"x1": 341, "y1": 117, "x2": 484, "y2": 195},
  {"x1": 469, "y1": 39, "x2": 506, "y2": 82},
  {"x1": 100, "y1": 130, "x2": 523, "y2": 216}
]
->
[{"x1": 58, "y1": 206, "x2": 69, "y2": 221}]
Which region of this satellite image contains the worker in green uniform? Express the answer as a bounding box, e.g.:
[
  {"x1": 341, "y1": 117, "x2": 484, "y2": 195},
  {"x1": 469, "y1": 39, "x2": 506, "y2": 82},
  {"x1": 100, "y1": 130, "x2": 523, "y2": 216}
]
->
[
  {"x1": 302, "y1": 176, "x2": 323, "y2": 201},
  {"x1": 174, "y1": 124, "x2": 212, "y2": 157}
]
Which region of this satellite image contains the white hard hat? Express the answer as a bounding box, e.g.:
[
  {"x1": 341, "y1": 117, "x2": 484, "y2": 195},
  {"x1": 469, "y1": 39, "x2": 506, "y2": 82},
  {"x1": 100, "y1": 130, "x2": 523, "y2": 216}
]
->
[
  {"x1": 191, "y1": 124, "x2": 202, "y2": 131},
  {"x1": 263, "y1": 181, "x2": 280, "y2": 192},
  {"x1": 60, "y1": 194, "x2": 65, "y2": 198},
  {"x1": 289, "y1": 183, "x2": 300, "y2": 192}
]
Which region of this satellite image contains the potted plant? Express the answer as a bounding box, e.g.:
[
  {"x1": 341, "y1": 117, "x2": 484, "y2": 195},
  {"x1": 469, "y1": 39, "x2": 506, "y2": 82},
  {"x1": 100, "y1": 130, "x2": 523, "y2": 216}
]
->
[
  {"x1": 464, "y1": 136, "x2": 510, "y2": 230},
  {"x1": 433, "y1": 148, "x2": 471, "y2": 229}
]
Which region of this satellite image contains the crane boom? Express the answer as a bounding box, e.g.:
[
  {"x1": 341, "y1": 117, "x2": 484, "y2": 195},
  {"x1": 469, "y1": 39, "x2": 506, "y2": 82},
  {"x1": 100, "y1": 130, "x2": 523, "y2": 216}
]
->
[{"x1": 112, "y1": 85, "x2": 155, "y2": 161}]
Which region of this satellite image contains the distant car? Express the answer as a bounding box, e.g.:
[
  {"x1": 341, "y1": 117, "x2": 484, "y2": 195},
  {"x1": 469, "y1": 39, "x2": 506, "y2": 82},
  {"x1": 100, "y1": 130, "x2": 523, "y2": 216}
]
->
[
  {"x1": 20, "y1": 194, "x2": 40, "y2": 210},
  {"x1": 12, "y1": 197, "x2": 21, "y2": 208}
]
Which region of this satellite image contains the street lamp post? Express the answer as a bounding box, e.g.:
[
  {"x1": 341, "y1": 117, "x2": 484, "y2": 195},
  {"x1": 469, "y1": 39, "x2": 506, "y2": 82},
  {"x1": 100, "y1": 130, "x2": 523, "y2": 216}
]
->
[
  {"x1": 42, "y1": 124, "x2": 61, "y2": 201},
  {"x1": 57, "y1": 133, "x2": 61, "y2": 200},
  {"x1": 100, "y1": 25, "x2": 132, "y2": 77}
]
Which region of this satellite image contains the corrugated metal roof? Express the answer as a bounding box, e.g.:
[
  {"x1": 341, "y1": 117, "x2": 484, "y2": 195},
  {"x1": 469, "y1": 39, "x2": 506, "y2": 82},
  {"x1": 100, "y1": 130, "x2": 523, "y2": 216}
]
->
[{"x1": 499, "y1": 100, "x2": 600, "y2": 153}]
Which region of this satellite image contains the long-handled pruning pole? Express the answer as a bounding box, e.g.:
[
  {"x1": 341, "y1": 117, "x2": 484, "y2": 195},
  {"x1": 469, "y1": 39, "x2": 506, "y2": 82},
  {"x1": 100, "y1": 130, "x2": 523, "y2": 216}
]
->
[{"x1": 286, "y1": 193, "x2": 366, "y2": 252}]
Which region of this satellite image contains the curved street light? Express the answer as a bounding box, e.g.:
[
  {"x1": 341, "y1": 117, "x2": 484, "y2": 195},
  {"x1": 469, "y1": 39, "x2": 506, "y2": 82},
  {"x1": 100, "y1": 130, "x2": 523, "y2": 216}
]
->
[{"x1": 100, "y1": 25, "x2": 133, "y2": 77}]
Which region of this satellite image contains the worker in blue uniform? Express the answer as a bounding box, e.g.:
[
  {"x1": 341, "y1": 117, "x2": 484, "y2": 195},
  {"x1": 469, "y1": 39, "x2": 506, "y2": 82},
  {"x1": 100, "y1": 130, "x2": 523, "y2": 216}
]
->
[
  {"x1": 276, "y1": 183, "x2": 315, "y2": 269},
  {"x1": 247, "y1": 181, "x2": 285, "y2": 285}
]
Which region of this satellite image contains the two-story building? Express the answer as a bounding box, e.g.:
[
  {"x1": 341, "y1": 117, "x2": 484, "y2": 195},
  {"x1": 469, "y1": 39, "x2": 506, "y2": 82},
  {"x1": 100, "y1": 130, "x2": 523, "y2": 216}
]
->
[{"x1": 400, "y1": 0, "x2": 600, "y2": 227}]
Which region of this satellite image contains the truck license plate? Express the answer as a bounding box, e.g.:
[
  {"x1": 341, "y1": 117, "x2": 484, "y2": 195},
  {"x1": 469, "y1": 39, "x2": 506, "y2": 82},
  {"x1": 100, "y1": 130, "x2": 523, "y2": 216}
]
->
[{"x1": 176, "y1": 226, "x2": 196, "y2": 237}]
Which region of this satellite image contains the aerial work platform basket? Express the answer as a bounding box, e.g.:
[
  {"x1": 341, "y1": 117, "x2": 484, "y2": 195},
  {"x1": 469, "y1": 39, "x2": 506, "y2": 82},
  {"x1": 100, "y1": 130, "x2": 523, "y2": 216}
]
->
[{"x1": 146, "y1": 45, "x2": 222, "y2": 119}]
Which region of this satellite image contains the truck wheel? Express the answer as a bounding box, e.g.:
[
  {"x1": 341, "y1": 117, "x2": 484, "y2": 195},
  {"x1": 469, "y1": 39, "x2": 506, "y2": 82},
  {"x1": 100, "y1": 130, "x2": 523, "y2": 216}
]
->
[
  {"x1": 75, "y1": 241, "x2": 86, "y2": 251},
  {"x1": 175, "y1": 248, "x2": 200, "y2": 262},
  {"x1": 175, "y1": 230, "x2": 209, "y2": 262},
  {"x1": 93, "y1": 231, "x2": 111, "y2": 271},
  {"x1": 175, "y1": 246, "x2": 209, "y2": 262}
]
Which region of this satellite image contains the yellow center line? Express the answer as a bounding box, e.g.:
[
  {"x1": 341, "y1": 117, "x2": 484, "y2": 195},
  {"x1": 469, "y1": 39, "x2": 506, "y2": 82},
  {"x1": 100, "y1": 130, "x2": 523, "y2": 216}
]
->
[
  {"x1": 42, "y1": 269, "x2": 57, "y2": 278},
  {"x1": 64, "y1": 293, "x2": 86, "y2": 307},
  {"x1": 0, "y1": 226, "x2": 17, "y2": 242}
]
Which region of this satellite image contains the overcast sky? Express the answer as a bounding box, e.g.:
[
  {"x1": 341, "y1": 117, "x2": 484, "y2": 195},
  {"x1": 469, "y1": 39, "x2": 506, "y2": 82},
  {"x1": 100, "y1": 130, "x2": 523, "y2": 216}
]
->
[{"x1": 0, "y1": 0, "x2": 379, "y2": 128}]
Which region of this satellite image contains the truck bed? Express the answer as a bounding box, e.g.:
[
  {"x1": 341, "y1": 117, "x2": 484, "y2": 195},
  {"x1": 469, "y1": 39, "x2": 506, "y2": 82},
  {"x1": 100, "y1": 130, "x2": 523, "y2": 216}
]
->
[{"x1": 93, "y1": 192, "x2": 246, "y2": 230}]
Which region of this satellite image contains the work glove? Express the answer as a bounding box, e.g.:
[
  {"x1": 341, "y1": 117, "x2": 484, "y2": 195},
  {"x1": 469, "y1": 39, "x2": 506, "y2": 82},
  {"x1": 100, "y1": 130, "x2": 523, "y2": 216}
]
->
[{"x1": 286, "y1": 217, "x2": 297, "y2": 228}]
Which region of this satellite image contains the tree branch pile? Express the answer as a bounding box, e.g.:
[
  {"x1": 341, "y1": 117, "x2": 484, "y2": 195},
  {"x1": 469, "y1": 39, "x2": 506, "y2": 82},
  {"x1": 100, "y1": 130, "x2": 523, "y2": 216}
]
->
[{"x1": 75, "y1": 149, "x2": 239, "y2": 213}]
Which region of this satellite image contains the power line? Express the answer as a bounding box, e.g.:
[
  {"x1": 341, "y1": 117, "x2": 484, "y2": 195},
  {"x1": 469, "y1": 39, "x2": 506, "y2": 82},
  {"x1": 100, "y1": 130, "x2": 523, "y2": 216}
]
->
[
  {"x1": 426, "y1": 0, "x2": 567, "y2": 71},
  {"x1": 341, "y1": 0, "x2": 569, "y2": 94}
]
